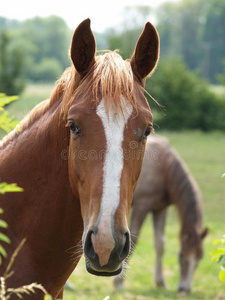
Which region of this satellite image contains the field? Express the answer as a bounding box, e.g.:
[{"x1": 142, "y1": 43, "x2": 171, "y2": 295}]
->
[{"x1": 2, "y1": 84, "x2": 225, "y2": 299}]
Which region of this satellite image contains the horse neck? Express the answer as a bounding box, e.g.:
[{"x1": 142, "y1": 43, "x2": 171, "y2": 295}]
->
[
  {"x1": 0, "y1": 99, "x2": 83, "y2": 289},
  {"x1": 165, "y1": 147, "x2": 203, "y2": 234},
  {"x1": 0, "y1": 99, "x2": 81, "y2": 234},
  {"x1": 1, "y1": 101, "x2": 68, "y2": 181}
]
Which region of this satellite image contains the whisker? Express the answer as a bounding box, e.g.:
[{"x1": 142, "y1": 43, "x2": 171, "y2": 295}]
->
[
  {"x1": 65, "y1": 240, "x2": 83, "y2": 253},
  {"x1": 70, "y1": 253, "x2": 83, "y2": 264},
  {"x1": 65, "y1": 239, "x2": 84, "y2": 263}
]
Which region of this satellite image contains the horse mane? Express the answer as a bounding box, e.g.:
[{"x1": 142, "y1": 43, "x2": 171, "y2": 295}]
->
[
  {"x1": 61, "y1": 51, "x2": 137, "y2": 119},
  {"x1": 0, "y1": 51, "x2": 139, "y2": 148},
  {"x1": 163, "y1": 143, "x2": 203, "y2": 232}
]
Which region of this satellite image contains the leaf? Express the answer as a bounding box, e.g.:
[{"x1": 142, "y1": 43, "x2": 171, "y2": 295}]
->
[
  {"x1": 0, "y1": 182, "x2": 23, "y2": 194},
  {"x1": 218, "y1": 255, "x2": 225, "y2": 264},
  {"x1": 0, "y1": 219, "x2": 8, "y2": 228},
  {"x1": 211, "y1": 255, "x2": 220, "y2": 262},
  {"x1": 45, "y1": 295, "x2": 53, "y2": 300},
  {"x1": 0, "y1": 111, "x2": 18, "y2": 133},
  {"x1": 219, "y1": 269, "x2": 225, "y2": 282},
  {"x1": 0, "y1": 94, "x2": 18, "y2": 108},
  {"x1": 0, "y1": 244, "x2": 7, "y2": 258},
  {"x1": 211, "y1": 248, "x2": 225, "y2": 256},
  {"x1": 0, "y1": 232, "x2": 11, "y2": 244},
  {"x1": 213, "y1": 239, "x2": 225, "y2": 245}
]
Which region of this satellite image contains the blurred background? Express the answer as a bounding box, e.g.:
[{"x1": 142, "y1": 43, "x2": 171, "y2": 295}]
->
[
  {"x1": 0, "y1": 0, "x2": 225, "y2": 299},
  {"x1": 0, "y1": 0, "x2": 225, "y2": 131}
]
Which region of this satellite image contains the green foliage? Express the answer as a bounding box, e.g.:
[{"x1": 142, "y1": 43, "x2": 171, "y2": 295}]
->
[
  {"x1": 0, "y1": 183, "x2": 23, "y2": 194},
  {"x1": 0, "y1": 31, "x2": 25, "y2": 95},
  {"x1": 0, "y1": 16, "x2": 71, "y2": 83},
  {"x1": 29, "y1": 58, "x2": 63, "y2": 82},
  {"x1": 1, "y1": 1, "x2": 225, "y2": 84},
  {"x1": 0, "y1": 112, "x2": 18, "y2": 134},
  {"x1": 0, "y1": 94, "x2": 23, "y2": 266},
  {"x1": 44, "y1": 295, "x2": 53, "y2": 300},
  {"x1": 156, "y1": 0, "x2": 225, "y2": 83},
  {"x1": 107, "y1": 27, "x2": 142, "y2": 59},
  {"x1": 146, "y1": 58, "x2": 225, "y2": 131},
  {"x1": 0, "y1": 94, "x2": 18, "y2": 133},
  {"x1": 202, "y1": 0, "x2": 225, "y2": 82},
  {"x1": 211, "y1": 236, "x2": 225, "y2": 282},
  {"x1": 15, "y1": 16, "x2": 70, "y2": 82},
  {"x1": 106, "y1": 6, "x2": 152, "y2": 59},
  {"x1": 217, "y1": 60, "x2": 225, "y2": 86},
  {"x1": 0, "y1": 209, "x2": 10, "y2": 265}
]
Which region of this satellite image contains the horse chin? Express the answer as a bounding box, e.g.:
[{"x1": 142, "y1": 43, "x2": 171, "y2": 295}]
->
[{"x1": 85, "y1": 261, "x2": 123, "y2": 277}]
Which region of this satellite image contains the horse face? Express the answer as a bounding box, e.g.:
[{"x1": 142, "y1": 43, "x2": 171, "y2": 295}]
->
[
  {"x1": 67, "y1": 19, "x2": 159, "y2": 276},
  {"x1": 178, "y1": 228, "x2": 208, "y2": 293},
  {"x1": 67, "y1": 95, "x2": 153, "y2": 276}
]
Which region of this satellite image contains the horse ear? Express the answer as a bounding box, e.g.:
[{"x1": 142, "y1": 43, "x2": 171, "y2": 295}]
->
[
  {"x1": 130, "y1": 22, "x2": 159, "y2": 83},
  {"x1": 200, "y1": 227, "x2": 209, "y2": 240},
  {"x1": 70, "y1": 18, "x2": 96, "y2": 75}
]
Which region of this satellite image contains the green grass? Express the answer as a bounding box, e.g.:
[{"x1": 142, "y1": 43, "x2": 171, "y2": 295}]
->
[
  {"x1": 6, "y1": 83, "x2": 55, "y2": 121},
  {"x1": 1, "y1": 84, "x2": 225, "y2": 299},
  {"x1": 210, "y1": 85, "x2": 225, "y2": 96}
]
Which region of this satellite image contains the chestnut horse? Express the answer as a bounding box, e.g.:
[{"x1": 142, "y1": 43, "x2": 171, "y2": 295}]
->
[
  {"x1": 114, "y1": 135, "x2": 208, "y2": 293},
  {"x1": 0, "y1": 19, "x2": 159, "y2": 299}
]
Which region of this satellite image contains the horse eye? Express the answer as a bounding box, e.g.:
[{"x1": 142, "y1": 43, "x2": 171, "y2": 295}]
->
[
  {"x1": 143, "y1": 125, "x2": 153, "y2": 139},
  {"x1": 66, "y1": 120, "x2": 81, "y2": 136}
]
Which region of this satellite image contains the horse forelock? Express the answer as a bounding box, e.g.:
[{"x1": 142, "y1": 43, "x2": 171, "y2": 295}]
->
[{"x1": 61, "y1": 51, "x2": 139, "y2": 120}]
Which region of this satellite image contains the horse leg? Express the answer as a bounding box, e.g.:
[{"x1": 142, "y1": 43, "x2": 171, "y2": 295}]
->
[
  {"x1": 113, "y1": 203, "x2": 148, "y2": 289},
  {"x1": 152, "y1": 207, "x2": 167, "y2": 287}
]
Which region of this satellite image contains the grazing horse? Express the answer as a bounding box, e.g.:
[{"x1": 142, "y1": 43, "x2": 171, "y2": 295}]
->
[
  {"x1": 0, "y1": 19, "x2": 159, "y2": 299},
  {"x1": 114, "y1": 135, "x2": 208, "y2": 293}
]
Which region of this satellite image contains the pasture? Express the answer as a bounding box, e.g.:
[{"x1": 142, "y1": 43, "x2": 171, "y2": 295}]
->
[{"x1": 2, "y1": 84, "x2": 225, "y2": 299}]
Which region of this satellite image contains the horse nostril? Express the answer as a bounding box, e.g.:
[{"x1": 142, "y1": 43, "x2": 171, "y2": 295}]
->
[
  {"x1": 119, "y1": 231, "x2": 130, "y2": 261},
  {"x1": 84, "y1": 230, "x2": 95, "y2": 260}
]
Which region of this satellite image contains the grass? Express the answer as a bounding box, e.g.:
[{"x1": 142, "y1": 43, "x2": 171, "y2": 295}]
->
[
  {"x1": 210, "y1": 85, "x2": 225, "y2": 96},
  {"x1": 65, "y1": 130, "x2": 225, "y2": 300},
  {"x1": 6, "y1": 83, "x2": 55, "y2": 121},
  {"x1": 1, "y1": 84, "x2": 225, "y2": 299}
]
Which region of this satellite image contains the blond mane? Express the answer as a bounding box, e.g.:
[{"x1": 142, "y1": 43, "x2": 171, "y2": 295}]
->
[
  {"x1": 61, "y1": 51, "x2": 137, "y2": 119},
  {"x1": 0, "y1": 51, "x2": 139, "y2": 148}
]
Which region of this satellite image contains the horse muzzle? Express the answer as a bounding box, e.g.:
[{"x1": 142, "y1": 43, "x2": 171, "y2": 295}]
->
[{"x1": 83, "y1": 228, "x2": 130, "y2": 276}]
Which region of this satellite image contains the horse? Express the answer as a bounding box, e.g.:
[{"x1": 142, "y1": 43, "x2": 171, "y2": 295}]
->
[
  {"x1": 113, "y1": 135, "x2": 208, "y2": 293},
  {"x1": 0, "y1": 19, "x2": 159, "y2": 299}
]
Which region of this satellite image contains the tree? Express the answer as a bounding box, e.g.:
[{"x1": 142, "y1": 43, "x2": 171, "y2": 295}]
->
[
  {"x1": 20, "y1": 16, "x2": 71, "y2": 81},
  {"x1": 156, "y1": 0, "x2": 225, "y2": 83},
  {"x1": 106, "y1": 6, "x2": 152, "y2": 59},
  {"x1": 202, "y1": 0, "x2": 225, "y2": 82},
  {"x1": 0, "y1": 31, "x2": 25, "y2": 95},
  {"x1": 217, "y1": 60, "x2": 225, "y2": 85},
  {"x1": 146, "y1": 58, "x2": 225, "y2": 131},
  {"x1": 211, "y1": 236, "x2": 225, "y2": 282}
]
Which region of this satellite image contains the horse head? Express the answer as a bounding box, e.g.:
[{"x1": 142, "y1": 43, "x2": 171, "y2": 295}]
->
[
  {"x1": 179, "y1": 227, "x2": 208, "y2": 292},
  {"x1": 67, "y1": 19, "x2": 159, "y2": 276}
]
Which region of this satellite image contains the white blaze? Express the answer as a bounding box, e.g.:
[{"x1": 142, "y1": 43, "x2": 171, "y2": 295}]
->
[
  {"x1": 179, "y1": 254, "x2": 197, "y2": 291},
  {"x1": 94, "y1": 99, "x2": 133, "y2": 266}
]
